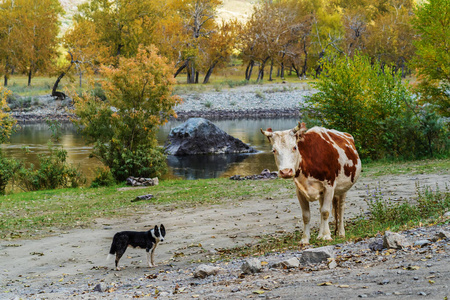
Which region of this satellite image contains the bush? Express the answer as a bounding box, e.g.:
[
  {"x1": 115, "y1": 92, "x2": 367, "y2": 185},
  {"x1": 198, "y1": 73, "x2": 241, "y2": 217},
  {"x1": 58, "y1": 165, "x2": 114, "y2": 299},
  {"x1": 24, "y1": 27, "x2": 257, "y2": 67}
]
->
[
  {"x1": 17, "y1": 143, "x2": 85, "y2": 191},
  {"x1": 90, "y1": 166, "x2": 116, "y2": 188},
  {"x1": 0, "y1": 152, "x2": 22, "y2": 195},
  {"x1": 303, "y1": 53, "x2": 448, "y2": 160},
  {"x1": 71, "y1": 45, "x2": 180, "y2": 181}
]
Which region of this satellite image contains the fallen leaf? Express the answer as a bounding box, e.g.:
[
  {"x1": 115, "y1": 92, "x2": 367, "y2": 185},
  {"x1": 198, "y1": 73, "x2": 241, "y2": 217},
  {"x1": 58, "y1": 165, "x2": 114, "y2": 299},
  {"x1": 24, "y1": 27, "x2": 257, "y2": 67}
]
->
[
  {"x1": 261, "y1": 261, "x2": 269, "y2": 266},
  {"x1": 318, "y1": 282, "x2": 332, "y2": 286},
  {"x1": 429, "y1": 280, "x2": 435, "y2": 284},
  {"x1": 338, "y1": 285, "x2": 350, "y2": 288},
  {"x1": 253, "y1": 290, "x2": 265, "y2": 294}
]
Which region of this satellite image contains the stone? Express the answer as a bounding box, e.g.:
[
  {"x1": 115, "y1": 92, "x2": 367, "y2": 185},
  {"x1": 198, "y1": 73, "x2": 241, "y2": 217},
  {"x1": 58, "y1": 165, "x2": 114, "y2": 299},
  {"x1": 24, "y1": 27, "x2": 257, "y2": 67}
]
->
[
  {"x1": 300, "y1": 246, "x2": 335, "y2": 265},
  {"x1": 164, "y1": 118, "x2": 257, "y2": 155},
  {"x1": 271, "y1": 257, "x2": 300, "y2": 269},
  {"x1": 93, "y1": 283, "x2": 107, "y2": 292},
  {"x1": 444, "y1": 212, "x2": 450, "y2": 217},
  {"x1": 436, "y1": 230, "x2": 450, "y2": 240},
  {"x1": 193, "y1": 264, "x2": 220, "y2": 279},
  {"x1": 414, "y1": 239, "x2": 431, "y2": 248},
  {"x1": 383, "y1": 231, "x2": 411, "y2": 249},
  {"x1": 369, "y1": 239, "x2": 384, "y2": 251},
  {"x1": 328, "y1": 259, "x2": 337, "y2": 269},
  {"x1": 241, "y1": 258, "x2": 262, "y2": 274}
]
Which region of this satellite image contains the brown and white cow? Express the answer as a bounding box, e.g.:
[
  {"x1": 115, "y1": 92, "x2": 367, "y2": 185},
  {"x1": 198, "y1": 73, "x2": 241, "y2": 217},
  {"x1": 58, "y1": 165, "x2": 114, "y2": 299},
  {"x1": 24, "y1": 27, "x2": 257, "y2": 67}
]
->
[{"x1": 261, "y1": 122, "x2": 361, "y2": 244}]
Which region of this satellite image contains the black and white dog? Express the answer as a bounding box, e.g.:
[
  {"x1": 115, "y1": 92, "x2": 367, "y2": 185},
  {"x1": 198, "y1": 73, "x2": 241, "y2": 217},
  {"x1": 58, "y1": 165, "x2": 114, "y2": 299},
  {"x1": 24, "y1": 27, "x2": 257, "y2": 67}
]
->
[{"x1": 107, "y1": 224, "x2": 165, "y2": 270}]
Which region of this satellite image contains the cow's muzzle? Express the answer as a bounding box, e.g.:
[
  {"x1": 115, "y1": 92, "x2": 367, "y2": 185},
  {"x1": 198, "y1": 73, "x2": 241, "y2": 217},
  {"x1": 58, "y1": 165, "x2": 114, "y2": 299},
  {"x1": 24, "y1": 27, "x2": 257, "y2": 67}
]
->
[{"x1": 279, "y1": 168, "x2": 294, "y2": 178}]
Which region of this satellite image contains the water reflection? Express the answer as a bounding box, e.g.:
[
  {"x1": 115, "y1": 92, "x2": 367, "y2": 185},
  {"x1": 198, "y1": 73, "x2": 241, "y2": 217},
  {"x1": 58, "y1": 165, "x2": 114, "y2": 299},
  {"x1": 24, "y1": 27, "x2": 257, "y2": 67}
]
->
[{"x1": 4, "y1": 117, "x2": 299, "y2": 180}]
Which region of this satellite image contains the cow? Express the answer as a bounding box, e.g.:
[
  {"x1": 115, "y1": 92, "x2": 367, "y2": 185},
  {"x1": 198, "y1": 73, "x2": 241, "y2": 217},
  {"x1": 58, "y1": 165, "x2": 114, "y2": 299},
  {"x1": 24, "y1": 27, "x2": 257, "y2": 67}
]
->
[{"x1": 261, "y1": 122, "x2": 361, "y2": 244}]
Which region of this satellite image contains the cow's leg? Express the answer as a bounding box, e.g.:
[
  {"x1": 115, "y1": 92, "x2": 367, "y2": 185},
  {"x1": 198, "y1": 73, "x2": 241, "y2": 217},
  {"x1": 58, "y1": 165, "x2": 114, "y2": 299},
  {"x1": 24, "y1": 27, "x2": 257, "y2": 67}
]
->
[
  {"x1": 296, "y1": 189, "x2": 311, "y2": 244},
  {"x1": 336, "y1": 193, "x2": 346, "y2": 238},
  {"x1": 317, "y1": 188, "x2": 333, "y2": 241}
]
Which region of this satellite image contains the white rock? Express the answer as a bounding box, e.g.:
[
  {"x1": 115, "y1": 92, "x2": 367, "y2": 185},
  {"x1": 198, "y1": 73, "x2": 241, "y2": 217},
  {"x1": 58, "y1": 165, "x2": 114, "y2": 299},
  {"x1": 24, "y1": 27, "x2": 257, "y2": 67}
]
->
[
  {"x1": 300, "y1": 246, "x2": 335, "y2": 265},
  {"x1": 383, "y1": 231, "x2": 411, "y2": 249},
  {"x1": 241, "y1": 258, "x2": 262, "y2": 274},
  {"x1": 193, "y1": 264, "x2": 220, "y2": 279}
]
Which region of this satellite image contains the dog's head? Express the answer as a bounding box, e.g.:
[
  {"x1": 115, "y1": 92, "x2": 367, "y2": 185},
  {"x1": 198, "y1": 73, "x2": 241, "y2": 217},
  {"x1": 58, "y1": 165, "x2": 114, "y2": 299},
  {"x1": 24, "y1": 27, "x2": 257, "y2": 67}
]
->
[{"x1": 152, "y1": 224, "x2": 166, "y2": 243}]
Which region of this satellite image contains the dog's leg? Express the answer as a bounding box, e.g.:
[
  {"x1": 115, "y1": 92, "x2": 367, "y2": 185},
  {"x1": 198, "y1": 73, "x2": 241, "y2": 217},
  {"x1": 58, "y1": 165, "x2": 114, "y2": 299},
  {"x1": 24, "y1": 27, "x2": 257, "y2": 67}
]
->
[
  {"x1": 146, "y1": 250, "x2": 154, "y2": 267},
  {"x1": 115, "y1": 249, "x2": 126, "y2": 270},
  {"x1": 150, "y1": 245, "x2": 157, "y2": 267}
]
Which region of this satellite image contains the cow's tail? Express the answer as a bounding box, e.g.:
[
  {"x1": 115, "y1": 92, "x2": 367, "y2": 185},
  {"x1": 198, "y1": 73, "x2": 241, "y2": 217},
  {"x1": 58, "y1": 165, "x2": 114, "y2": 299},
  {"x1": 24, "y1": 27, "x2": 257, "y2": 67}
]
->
[{"x1": 332, "y1": 196, "x2": 339, "y2": 237}]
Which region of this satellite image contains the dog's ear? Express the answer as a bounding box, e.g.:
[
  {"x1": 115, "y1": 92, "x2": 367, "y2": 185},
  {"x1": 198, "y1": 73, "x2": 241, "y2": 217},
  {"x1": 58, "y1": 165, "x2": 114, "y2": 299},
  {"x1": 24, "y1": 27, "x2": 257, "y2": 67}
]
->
[
  {"x1": 154, "y1": 225, "x2": 160, "y2": 237},
  {"x1": 160, "y1": 224, "x2": 166, "y2": 236}
]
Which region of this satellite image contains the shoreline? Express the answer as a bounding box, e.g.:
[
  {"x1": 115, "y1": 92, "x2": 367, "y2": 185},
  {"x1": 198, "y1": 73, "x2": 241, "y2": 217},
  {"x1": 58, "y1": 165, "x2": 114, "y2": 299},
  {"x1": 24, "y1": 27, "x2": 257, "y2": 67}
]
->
[{"x1": 10, "y1": 82, "x2": 309, "y2": 123}]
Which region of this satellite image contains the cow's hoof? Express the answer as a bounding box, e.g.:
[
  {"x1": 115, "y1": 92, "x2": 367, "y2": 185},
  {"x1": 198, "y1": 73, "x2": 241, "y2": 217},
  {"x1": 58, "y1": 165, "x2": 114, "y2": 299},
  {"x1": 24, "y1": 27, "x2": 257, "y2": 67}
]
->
[
  {"x1": 318, "y1": 234, "x2": 333, "y2": 241},
  {"x1": 300, "y1": 239, "x2": 310, "y2": 245}
]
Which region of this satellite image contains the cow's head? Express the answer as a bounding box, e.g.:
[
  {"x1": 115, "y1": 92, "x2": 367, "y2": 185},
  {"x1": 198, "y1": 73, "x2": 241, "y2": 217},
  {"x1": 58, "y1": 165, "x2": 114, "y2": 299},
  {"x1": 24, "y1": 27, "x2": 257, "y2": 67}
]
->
[{"x1": 261, "y1": 122, "x2": 307, "y2": 179}]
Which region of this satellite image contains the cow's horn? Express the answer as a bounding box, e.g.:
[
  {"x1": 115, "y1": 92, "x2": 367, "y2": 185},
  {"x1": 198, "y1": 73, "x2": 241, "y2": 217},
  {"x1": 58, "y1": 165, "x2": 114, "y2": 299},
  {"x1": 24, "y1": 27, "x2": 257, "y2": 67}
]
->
[
  {"x1": 260, "y1": 128, "x2": 273, "y2": 137},
  {"x1": 292, "y1": 122, "x2": 302, "y2": 133}
]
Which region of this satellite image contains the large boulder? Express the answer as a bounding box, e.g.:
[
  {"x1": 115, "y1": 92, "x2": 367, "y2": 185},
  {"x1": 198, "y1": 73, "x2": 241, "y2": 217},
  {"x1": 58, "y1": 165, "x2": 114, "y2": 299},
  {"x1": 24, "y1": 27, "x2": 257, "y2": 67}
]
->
[{"x1": 165, "y1": 118, "x2": 257, "y2": 155}]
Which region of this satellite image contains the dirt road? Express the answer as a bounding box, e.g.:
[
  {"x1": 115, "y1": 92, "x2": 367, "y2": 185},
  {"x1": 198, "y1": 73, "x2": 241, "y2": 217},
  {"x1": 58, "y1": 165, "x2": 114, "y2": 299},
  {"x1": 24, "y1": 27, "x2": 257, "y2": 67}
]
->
[{"x1": 1, "y1": 172, "x2": 449, "y2": 299}]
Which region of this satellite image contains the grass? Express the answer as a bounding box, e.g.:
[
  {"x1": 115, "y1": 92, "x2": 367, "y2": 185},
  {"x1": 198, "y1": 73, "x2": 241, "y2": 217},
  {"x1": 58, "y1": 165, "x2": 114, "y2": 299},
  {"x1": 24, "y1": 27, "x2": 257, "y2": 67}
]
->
[
  {"x1": 1, "y1": 158, "x2": 448, "y2": 246},
  {"x1": 220, "y1": 181, "x2": 450, "y2": 259},
  {"x1": 0, "y1": 178, "x2": 293, "y2": 240},
  {"x1": 362, "y1": 158, "x2": 450, "y2": 177}
]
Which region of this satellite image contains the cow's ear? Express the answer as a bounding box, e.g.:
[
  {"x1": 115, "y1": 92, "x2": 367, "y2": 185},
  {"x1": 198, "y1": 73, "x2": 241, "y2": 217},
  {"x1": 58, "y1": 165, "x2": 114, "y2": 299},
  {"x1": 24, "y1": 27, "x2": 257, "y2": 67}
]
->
[{"x1": 295, "y1": 123, "x2": 307, "y2": 141}]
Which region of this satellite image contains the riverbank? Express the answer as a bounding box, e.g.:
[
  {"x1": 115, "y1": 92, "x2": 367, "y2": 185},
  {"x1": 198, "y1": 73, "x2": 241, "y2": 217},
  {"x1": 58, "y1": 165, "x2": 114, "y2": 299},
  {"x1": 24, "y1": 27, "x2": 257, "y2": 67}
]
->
[{"x1": 10, "y1": 82, "x2": 311, "y2": 122}]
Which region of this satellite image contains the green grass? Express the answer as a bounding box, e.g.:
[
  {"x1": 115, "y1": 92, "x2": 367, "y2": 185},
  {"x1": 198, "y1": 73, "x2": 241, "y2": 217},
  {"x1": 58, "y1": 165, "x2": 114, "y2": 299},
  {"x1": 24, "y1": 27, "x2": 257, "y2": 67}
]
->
[
  {"x1": 0, "y1": 178, "x2": 293, "y2": 240},
  {"x1": 362, "y1": 158, "x2": 450, "y2": 177}
]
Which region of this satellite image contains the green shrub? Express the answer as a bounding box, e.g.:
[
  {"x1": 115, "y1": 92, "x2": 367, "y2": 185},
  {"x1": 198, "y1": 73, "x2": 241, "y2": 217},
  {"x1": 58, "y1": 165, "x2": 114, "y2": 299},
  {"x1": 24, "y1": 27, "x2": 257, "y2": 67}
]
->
[
  {"x1": 94, "y1": 144, "x2": 167, "y2": 181},
  {"x1": 0, "y1": 152, "x2": 22, "y2": 195},
  {"x1": 90, "y1": 166, "x2": 116, "y2": 188},
  {"x1": 17, "y1": 143, "x2": 85, "y2": 191},
  {"x1": 303, "y1": 53, "x2": 448, "y2": 160}
]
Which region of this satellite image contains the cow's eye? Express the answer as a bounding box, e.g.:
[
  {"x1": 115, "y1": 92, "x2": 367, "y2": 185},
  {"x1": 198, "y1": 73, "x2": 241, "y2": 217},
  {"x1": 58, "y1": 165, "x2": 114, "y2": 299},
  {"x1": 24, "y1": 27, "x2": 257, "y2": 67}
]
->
[
  {"x1": 272, "y1": 149, "x2": 276, "y2": 153},
  {"x1": 293, "y1": 146, "x2": 297, "y2": 151}
]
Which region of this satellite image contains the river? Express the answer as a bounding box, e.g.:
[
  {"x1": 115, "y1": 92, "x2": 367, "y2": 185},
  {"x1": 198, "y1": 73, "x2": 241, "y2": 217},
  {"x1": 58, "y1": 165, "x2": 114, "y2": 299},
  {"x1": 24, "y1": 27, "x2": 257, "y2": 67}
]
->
[{"x1": 2, "y1": 117, "x2": 299, "y2": 181}]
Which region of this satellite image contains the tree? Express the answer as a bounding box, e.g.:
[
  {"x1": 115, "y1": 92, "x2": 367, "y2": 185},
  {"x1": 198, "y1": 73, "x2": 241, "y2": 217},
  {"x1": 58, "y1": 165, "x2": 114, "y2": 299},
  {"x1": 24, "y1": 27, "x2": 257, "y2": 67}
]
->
[
  {"x1": 71, "y1": 45, "x2": 181, "y2": 181},
  {"x1": 75, "y1": 0, "x2": 164, "y2": 64},
  {"x1": 173, "y1": 0, "x2": 222, "y2": 83},
  {"x1": 201, "y1": 20, "x2": 239, "y2": 83},
  {"x1": 411, "y1": 0, "x2": 450, "y2": 117},
  {"x1": 14, "y1": 0, "x2": 63, "y2": 86},
  {"x1": 0, "y1": 0, "x2": 20, "y2": 86}
]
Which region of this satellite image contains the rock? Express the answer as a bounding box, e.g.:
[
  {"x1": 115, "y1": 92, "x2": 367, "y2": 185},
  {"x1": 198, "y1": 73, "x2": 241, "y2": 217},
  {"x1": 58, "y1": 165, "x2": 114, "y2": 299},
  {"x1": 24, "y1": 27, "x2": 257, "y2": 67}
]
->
[
  {"x1": 369, "y1": 239, "x2": 384, "y2": 251},
  {"x1": 230, "y1": 169, "x2": 278, "y2": 181},
  {"x1": 383, "y1": 231, "x2": 411, "y2": 249},
  {"x1": 271, "y1": 257, "x2": 300, "y2": 269},
  {"x1": 164, "y1": 118, "x2": 257, "y2": 155},
  {"x1": 300, "y1": 246, "x2": 335, "y2": 265},
  {"x1": 328, "y1": 259, "x2": 337, "y2": 269},
  {"x1": 193, "y1": 264, "x2": 220, "y2": 279},
  {"x1": 414, "y1": 239, "x2": 431, "y2": 248},
  {"x1": 444, "y1": 212, "x2": 450, "y2": 217},
  {"x1": 127, "y1": 177, "x2": 159, "y2": 187},
  {"x1": 93, "y1": 283, "x2": 107, "y2": 292},
  {"x1": 132, "y1": 194, "x2": 154, "y2": 202},
  {"x1": 241, "y1": 258, "x2": 262, "y2": 274},
  {"x1": 436, "y1": 230, "x2": 450, "y2": 240}
]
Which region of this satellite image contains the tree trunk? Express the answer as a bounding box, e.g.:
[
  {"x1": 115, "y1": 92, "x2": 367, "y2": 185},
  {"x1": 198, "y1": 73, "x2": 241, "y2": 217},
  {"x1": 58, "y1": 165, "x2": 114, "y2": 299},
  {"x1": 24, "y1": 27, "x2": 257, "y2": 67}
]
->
[
  {"x1": 195, "y1": 71, "x2": 199, "y2": 84},
  {"x1": 52, "y1": 51, "x2": 75, "y2": 99},
  {"x1": 256, "y1": 57, "x2": 270, "y2": 83},
  {"x1": 203, "y1": 63, "x2": 217, "y2": 84},
  {"x1": 291, "y1": 63, "x2": 301, "y2": 79},
  {"x1": 4, "y1": 75, "x2": 7, "y2": 87},
  {"x1": 174, "y1": 60, "x2": 188, "y2": 78},
  {"x1": 269, "y1": 59, "x2": 274, "y2": 81},
  {"x1": 281, "y1": 63, "x2": 285, "y2": 79},
  {"x1": 245, "y1": 60, "x2": 254, "y2": 81},
  {"x1": 27, "y1": 69, "x2": 32, "y2": 86}
]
